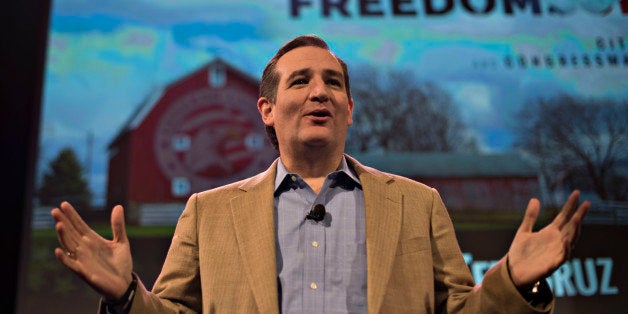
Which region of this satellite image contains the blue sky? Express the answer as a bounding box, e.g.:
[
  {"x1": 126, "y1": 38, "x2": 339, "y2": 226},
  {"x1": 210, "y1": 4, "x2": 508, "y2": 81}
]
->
[{"x1": 39, "y1": 0, "x2": 628, "y2": 205}]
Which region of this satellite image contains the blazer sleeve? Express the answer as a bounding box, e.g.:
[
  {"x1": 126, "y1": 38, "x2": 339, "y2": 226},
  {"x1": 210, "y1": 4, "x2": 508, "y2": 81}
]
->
[
  {"x1": 429, "y1": 188, "x2": 554, "y2": 314},
  {"x1": 120, "y1": 193, "x2": 204, "y2": 313}
]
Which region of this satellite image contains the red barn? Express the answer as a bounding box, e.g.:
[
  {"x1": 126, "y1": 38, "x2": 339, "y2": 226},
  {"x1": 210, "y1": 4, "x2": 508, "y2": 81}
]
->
[
  {"x1": 107, "y1": 59, "x2": 277, "y2": 224},
  {"x1": 352, "y1": 152, "x2": 541, "y2": 214}
]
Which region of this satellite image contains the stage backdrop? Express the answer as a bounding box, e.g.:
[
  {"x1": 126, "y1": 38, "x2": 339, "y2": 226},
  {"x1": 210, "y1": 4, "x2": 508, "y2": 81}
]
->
[{"x1": 21, "y1": 1, "x2": 627, "y2": 313}]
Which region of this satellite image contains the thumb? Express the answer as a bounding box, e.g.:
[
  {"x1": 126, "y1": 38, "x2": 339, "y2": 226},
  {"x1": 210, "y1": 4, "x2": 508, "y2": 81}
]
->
[
  {"x1": 111, "y1": 205, "x2": 128, "y2": 244},
  {"x1": 518, "y1": 198, "x2": 540, "y2": 233}
]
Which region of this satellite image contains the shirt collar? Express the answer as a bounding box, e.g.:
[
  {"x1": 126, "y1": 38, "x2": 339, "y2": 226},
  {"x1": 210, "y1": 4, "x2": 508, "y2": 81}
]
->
[{"x1": 274, "y1": 156, "x2": 362, "y2": 195}]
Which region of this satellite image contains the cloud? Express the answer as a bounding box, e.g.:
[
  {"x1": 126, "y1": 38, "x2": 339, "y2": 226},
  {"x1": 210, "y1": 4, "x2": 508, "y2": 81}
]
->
[
  {"x1": 453, "y1": 82, "x2": 492, "y2": 114},
  {"x1": 53, "y1": 0, "x2": 273, "y2": 27},
  {"x1": 51, "y1": 14, "x2": 124, "y2": 34},
  {"x1": 172, "y1": 22, "x2": 260, "y2": 47}
]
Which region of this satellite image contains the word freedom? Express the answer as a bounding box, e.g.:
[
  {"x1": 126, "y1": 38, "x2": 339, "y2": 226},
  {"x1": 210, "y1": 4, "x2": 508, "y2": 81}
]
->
[{"x1": 290, "y1": 0, "x2": 628, "y2": 17}]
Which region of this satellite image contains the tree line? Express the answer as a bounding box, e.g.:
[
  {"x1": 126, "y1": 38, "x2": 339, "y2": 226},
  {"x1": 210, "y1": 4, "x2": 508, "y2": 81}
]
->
[
  {"x1": 36, "y1": 71, "x2": 627, "y2": 207},
  {"x1": 515, "y1": 95, "x2": 627, "y2": 202}
]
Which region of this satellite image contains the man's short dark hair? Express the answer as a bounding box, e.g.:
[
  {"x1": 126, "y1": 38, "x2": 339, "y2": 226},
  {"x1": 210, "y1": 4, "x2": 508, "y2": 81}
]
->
[{"x1": 259, "y1": 35, "x2": 352, "y2": 150}]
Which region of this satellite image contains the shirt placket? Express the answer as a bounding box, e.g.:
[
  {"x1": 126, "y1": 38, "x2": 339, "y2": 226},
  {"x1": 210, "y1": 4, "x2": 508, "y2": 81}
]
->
[{"x1": 302, "y1": 179, "x2": 331, "y2": 313}]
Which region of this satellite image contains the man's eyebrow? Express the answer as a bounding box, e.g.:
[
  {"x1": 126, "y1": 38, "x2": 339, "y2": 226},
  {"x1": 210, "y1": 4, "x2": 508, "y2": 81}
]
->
[
  {"x1": 285, "y1": 68, "x2": 311, "y2": 83},
  {"x1": 323, "y1": 69, "x2": 343, "y2": 79}
]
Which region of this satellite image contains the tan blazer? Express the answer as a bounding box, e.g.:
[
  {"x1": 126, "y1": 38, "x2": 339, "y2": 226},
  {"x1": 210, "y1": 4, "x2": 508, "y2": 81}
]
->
[{"x1": 121, "y1": 155, "x2": 552, "y2": 313}]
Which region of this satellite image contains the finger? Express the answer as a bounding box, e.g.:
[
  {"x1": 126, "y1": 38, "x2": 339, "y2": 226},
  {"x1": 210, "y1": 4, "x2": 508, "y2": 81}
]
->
[
  {"x1": 570, "y1": 200, "x2": 591, "y2": 225},
  {"x1": 564, "y1": 201, "x2": 591, "y2": 244},
  {"x1": 518, "y1": 198, "x2": 540, "y2": 233},
  {"x1": 54, "y1": 221, "x2": 81, "y2": 253},
  {"x1": 52, "y1": 207, "x2": 82, "y2": 250},
  {"x1": 54, "y1": 247, "x2": 81, "y2": 273},
  {"x1": 59, "y1": 201, "x2": 92, "y2": 235},
  {"x1": 111, "y1": 205, "x2": 128, "y2": 244},
  {"x1": 554, "y1": 190, "x2": 581, "y2": 228}
]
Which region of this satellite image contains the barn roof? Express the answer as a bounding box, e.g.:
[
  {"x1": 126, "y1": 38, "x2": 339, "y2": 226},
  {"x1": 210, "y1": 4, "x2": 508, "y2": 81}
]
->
[
  {"x1": 350, "y1": 152, "x2": 538, "y2": 178},
  {"x1": 108, "y1": 58, "x2": 260, "y2": 150}
]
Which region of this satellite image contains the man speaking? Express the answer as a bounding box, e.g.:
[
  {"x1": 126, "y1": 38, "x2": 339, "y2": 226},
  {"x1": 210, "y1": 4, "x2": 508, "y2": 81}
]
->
[{"x1": 51, "y1": 34, "x2": 590, "y2": 313}]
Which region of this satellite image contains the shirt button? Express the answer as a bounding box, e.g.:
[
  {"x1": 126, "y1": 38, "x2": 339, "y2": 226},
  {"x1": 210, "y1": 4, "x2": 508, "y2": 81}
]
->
[
  {"x1": 311, "y1": 241, "x2": 319, "y2": 248},
  {"x1": 291, "y1": 175, "x2": 297, "y2": 182},
  {"x1": 310, "y1": 282, "x2": 317, "y2": 290}
]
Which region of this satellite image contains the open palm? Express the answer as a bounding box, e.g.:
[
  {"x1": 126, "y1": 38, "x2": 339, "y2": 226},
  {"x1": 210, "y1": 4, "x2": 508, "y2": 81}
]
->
[
  {"x1": 51, "y1": 202, "x2": 133, "y2": 300},
  {"x1": 507, "y1": 190, "x2": 590, "y2": 288}
]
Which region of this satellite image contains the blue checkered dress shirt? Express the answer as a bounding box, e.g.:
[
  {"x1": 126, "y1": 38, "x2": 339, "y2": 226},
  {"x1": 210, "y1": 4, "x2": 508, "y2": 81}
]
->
[{"x1": 274, "y1": 157, "x2": 367, "y2": 314}]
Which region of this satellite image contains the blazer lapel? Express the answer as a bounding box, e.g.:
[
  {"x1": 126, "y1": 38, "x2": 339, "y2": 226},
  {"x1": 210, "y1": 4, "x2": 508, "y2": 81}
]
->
[
  {"x1": 347, "y1": 155, "x2": 403, "y2": 314},
  {"x1": 229, "y1": 156, "x2": 402, "y2": 313},
  {"x1": 230, "y1": 160, "x2": 280, "y2": 313}
]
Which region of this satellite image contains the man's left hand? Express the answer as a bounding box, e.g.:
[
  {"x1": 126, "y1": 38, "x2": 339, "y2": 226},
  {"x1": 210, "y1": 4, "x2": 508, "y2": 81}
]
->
[{"x1": 507, "y1": 190, "x2": 590, "y2": 289}]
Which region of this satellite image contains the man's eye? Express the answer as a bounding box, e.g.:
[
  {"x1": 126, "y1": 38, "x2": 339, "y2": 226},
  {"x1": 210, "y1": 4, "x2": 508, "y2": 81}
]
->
[
  {"x1": 327, "y1": 79, "x2": 342, "y2": 87},
  {"x1": 290, "y1": 78, "x2": 308, "y2": 86}
]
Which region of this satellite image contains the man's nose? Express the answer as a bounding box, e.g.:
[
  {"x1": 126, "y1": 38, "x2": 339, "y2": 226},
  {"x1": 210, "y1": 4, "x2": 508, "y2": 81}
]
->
[{"x1": 309, "y1": 78, "x2": 329, "y2": 102}]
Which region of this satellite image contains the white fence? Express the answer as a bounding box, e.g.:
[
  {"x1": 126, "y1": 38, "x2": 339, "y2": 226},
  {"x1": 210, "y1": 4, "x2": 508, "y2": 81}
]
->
[
  {"x1": 31, "y1": 207, "x2": 55, "y2": 230},
  {"x1": 584, "y1": 201, "x2": 628, "y2": 225},
  {"x1": 138, "y1": 203, "x2": 185, "y2": 226},
  {"x1": 32, "y1": 200, "x2": 627, "y2": 229}
]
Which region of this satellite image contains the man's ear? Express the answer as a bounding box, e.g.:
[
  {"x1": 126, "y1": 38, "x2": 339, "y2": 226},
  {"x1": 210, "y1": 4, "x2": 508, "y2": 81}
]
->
[
  {"x1": 257, "y1": 97, "x2": 274, "y2": 126},
  {"x1": 347, "y1": 98, "x2": 354, "y2": 126}
]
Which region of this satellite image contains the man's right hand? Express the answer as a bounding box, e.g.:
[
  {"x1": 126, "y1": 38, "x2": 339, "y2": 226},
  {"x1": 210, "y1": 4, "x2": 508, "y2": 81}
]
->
[{"x1": 51, "y1": 201, "x2": 134, "y2": 301}]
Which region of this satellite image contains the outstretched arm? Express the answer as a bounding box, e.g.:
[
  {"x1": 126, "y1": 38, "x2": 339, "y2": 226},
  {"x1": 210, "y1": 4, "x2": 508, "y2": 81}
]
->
[
  {"x1": 507, "y1": 190, "x2": 590, "y2": 289},
  {"x1": 51, "y1": 201, "x2": 133, "y2": 301}
]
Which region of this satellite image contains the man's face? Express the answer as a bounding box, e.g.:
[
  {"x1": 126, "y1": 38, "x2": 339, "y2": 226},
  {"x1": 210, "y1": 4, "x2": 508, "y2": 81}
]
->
[{"x1": 258, "y1": 46, "x2": 354, "y2": 152}]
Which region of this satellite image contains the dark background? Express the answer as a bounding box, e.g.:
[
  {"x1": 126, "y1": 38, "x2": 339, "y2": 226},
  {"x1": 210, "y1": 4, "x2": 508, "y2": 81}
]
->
[
  {"x1": 456, "y1": 225, "x2": 627, "y2": 313},
  {"x1": 1, "y1": 1, "x2": 50, "y2": 313},
  {"x1": 2, "y1": 1, "x2": 626, "y2": 313}
]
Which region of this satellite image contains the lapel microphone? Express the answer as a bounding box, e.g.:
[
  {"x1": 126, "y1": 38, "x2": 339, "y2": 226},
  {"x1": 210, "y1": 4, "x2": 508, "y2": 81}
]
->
[{"x1": 305, "y1": 204, "x2": 326, "y2": 222}]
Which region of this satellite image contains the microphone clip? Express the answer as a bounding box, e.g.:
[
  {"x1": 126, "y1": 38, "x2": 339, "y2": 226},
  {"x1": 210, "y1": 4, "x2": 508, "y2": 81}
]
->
[{"x1": 305, "y1": 204, "x2": 326, "y2": 222}]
